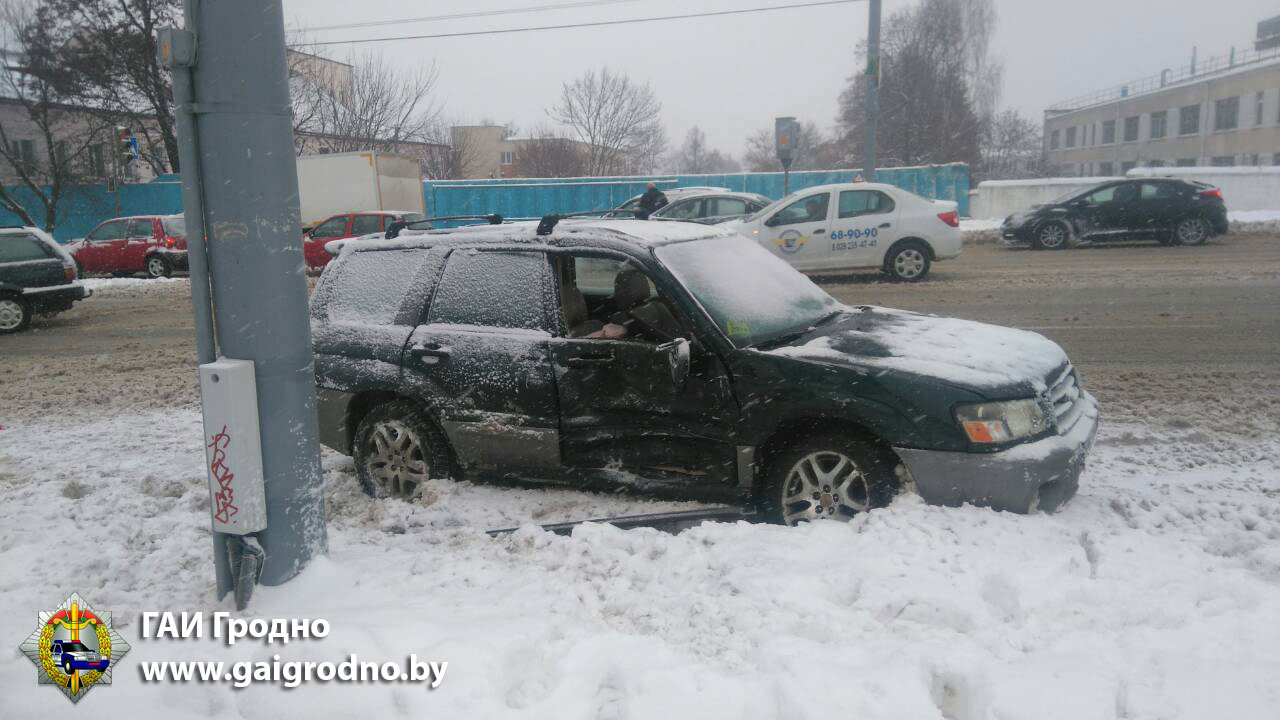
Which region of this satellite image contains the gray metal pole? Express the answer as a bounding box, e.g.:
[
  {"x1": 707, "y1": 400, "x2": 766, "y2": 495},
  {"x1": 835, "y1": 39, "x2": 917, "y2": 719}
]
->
[
  {"x1": 161, "y1": 20, "x2": 229, "y2": 597},
  {"x1": 863, "y1": 0, "x2": 882, "y2": 182},
  {"x1": 166, "y1": 0, "x2": 327, "y2": 598}
]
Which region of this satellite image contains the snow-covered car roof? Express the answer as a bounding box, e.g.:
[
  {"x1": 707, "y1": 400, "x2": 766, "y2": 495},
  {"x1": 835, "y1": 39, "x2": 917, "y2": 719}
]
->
[
  {"x1": 0, "y1": 225, "x2": 75, "y2": 264},
  {"x1": 349, "y1": 217, "x2": 740, "y2": 256}
]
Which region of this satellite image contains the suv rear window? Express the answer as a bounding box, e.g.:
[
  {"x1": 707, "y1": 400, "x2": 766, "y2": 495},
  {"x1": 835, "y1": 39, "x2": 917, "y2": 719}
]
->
[
  {"x1": 0, "y1": 235, "x2": 54, "y2": 263},
  {"x1": 427, "y1": 251, "x2": 547, "y2": 330},
  {"x1": 325, "y1": 249, "x2": 423, "y2": 324}
]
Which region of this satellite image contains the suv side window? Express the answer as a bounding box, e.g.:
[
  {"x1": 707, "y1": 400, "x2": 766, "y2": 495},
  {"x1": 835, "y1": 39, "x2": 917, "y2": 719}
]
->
[
  {"x1": 662, "y1": 199, "x2": 703, "y2": 220},
  {"x1": 311, "y1": 216, "x2": 348, "y2": 239},
  {"x1": 838, "y1": 190, "x2": 894, "y2": 218},
  {"x1": 350, "y1": 215, "x2": 382, "y2": 236},
  {"x1": 707, "y1": 197, "x2": 748, "y2": 217},
  {"x1": 127, "y1": 218, "x2": 154, "y2": 238},
  {"x1": 325, "y1": 249, "x2": 424, "y2": 324},
  {"x1": 88, "y1": 220, "x2": 125, "y2": 243},
  {"x1": 1140, "y1": 182, "x2": 1176, "y2": 200},
  {"x1": 427, "y1": 251, "x2": 549, "y2": 331},
  {"x1": 0, "y1": 235, "x2": 54, "y2": 262}
]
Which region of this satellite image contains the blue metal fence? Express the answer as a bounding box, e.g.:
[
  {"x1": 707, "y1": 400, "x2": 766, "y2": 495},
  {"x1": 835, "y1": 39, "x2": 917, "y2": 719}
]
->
[
  {"x1": 424, "y1": 164, "x2": 970, "y2": 219},
  {"x1": 0, "y1": 163, "x2": 969, "y2": 243},
  {"x1": 0, "y1": 181, "x2": 183, "y2": 242}
]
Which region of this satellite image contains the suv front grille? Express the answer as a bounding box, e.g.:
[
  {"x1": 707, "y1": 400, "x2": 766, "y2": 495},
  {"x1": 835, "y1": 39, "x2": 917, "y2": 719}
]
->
[{"x1": 1046, "y1": 363, "x2": 1085, "y2": 434}]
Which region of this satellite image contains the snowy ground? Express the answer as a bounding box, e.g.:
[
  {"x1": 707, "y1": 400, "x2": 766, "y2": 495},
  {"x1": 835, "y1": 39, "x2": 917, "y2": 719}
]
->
[{"x1": 3, "y1": 250, "x2": 1279, "y2": 717}]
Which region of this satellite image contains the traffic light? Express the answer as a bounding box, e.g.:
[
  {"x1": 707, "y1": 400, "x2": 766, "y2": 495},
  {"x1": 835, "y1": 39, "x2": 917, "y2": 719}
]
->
[{"x1": 116, "y1": 126, "x2": 139, "y2": 164}]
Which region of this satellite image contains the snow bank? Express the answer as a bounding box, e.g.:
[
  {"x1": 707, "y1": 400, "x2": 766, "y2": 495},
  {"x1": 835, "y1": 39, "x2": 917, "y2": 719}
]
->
[
  {"x1": 3, "y1": 405, "x2": 1279, "y2": 718},
  {"x1": 80, "y1": 276, "x2": 185, "y2": 294}
]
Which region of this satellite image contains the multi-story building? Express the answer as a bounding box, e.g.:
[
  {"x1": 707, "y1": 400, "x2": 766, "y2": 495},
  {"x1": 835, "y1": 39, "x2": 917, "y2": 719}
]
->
[{"x1": 1044, "y1": 18, "x2": 1280, "y2": 176}]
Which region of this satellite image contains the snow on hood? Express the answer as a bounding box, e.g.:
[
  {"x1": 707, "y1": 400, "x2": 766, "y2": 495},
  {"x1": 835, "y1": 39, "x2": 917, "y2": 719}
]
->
[{"x1": 766, "y1": 306, "x2": 1068, "y2": 393}]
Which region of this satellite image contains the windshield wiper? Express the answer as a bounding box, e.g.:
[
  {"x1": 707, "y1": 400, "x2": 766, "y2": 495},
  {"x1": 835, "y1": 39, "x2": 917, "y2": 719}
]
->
[{"x1": 753, "y1": 310, "x2": 844, "y2": 350}]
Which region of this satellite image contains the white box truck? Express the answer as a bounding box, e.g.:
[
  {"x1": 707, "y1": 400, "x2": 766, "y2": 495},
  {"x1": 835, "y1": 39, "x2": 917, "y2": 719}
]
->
[{"x1": 296, "y1": 152, "x2": 425, "y2": 230}]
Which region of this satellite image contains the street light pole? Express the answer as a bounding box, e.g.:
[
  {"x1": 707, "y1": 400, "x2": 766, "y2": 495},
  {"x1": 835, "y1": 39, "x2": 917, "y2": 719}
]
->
[
  {"x1": 160, "y1": 0, "x2": 327, "y2": 607},
  {"x1": 863, "y1": 0, "x2": 882, "y2": 182}
]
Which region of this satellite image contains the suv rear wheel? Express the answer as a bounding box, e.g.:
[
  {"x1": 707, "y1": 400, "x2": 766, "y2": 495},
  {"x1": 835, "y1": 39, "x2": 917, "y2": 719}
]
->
[
  {"x1": 146, "y1": 255, "x2": 172, "y2": 279},
  {"x1": 1172, "y1": 216, "x2": 1209, "y2": 246},
  {"x1": 758, "y1": 433, "x2": 897, "y2": 525},
  {"x1": 0, "y1": 294, "x2": 31, "y2": 334},
  {"x1": 352, "y1": 400, "x2": 450, "y2": 500}
]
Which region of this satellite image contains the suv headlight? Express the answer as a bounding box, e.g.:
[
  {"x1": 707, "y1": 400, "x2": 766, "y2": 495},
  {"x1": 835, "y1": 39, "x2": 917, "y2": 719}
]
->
[{"x1": 955, "y1": 399, "x2": 1049, "y2": 444}]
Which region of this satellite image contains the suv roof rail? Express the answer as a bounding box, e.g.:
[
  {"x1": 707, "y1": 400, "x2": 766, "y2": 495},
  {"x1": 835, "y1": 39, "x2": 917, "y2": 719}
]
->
[{"x1": 385, "y1": 213, "x2": 504, "y2": 239}]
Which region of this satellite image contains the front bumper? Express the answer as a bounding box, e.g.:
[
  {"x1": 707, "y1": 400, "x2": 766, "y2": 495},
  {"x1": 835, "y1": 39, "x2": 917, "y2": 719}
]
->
[
  {"x1": 894, "y1": 395, "x2": 1099, "y2": 513},
  {"x1": 1001, "y1": 222, "x2": 1032, "y2": 245}
]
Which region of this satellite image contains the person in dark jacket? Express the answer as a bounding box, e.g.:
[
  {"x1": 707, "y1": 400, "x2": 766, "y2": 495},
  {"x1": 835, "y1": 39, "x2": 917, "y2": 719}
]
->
[{"x1": 636, "y1": 183, "x2": 668, "y2": 219}]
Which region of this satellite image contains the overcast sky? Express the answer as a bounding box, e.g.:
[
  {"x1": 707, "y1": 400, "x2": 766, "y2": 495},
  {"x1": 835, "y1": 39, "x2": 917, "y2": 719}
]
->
[{"x1": 281, "y1": 0, "x2": 1280, "y2": 160}]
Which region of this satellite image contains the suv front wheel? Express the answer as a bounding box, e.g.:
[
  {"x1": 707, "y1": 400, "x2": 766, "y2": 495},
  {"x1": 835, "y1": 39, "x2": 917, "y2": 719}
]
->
[
  {"x1": 758, "y1": 433, "x2": 897, "y2": 525},
  {"x1": 352, "y1": 400, "x2": 451, "y2": 500}
]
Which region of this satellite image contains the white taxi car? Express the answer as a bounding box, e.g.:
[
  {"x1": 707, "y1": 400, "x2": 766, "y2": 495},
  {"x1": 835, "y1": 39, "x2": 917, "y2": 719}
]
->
[{"x1": 724, "y1": 182, "x2": 963, "y2": 281}]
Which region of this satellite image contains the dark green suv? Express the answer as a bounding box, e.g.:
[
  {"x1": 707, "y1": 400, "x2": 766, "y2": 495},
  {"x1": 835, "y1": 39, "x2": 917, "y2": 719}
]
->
[
  {"x1": 311, "y1": 219, "x2": 1098, "y2": 524},
  {"x1": 0, "y1": 227, "x2": 90, "y2": 334}
]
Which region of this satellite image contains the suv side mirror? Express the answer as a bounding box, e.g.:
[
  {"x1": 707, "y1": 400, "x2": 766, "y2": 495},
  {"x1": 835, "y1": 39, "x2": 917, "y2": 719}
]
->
[
  {"x1": 656, "y1": 337, "x2": 691, "y2": 389},
  {"x1": 763, "y1": 215, "x2": 779, "y2": 228}
]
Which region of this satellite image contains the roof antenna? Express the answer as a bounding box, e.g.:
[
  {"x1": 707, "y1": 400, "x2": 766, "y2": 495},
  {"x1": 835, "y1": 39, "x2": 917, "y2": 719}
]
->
[{"x1": 536, "y1": 214, "x2": 560, "y2": 236}]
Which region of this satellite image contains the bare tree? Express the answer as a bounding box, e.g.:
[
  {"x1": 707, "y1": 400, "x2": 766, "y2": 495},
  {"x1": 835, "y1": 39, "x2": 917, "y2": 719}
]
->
[
  {"x1": 978, "y1": 109, "x2": 1042, "y2": 180},
  {"x1": 674, "y1": 126, "x2": 739, "y2": 173},
  {"x1": 549, "y1": 67, "x2": 665, "y2": 176},
  {"x1": 36, "y1": 0, "x2": 181, "y2": 175},
  {"x1": 516, "y1": 125, "x2": 587, "y2": 178},
  {"x1": 293, "y1": 51, "x2": 440, "y2": 156},
  {"x1": 836, "y1": 0, "x2": 984, "y2": 170},
  {"x1": 742, "y1": 122, "x2": 838, "y2": 172},
  {"x1": 0, "y1": 1, "x2": 119, "y2": 230}
]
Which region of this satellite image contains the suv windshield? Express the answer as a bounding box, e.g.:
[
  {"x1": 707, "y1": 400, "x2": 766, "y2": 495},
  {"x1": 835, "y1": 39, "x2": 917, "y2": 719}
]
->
[{"x1": 656, "y1": 235, "x2": 838, "y2": 348}]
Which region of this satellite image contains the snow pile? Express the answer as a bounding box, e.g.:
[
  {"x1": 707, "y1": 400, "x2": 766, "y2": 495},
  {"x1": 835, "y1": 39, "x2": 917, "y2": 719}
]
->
[
  {"x1": 79, "y1": 276, "x2": 185, "y2": 294},
  {"x1": 3, "y1": 401, "x2": 1279, "y2": 717}
]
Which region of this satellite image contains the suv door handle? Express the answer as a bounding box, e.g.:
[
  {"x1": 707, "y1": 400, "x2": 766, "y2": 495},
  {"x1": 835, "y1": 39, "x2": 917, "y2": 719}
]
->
[
  {"x1": 409, "y1": 343, "x2": 449, "y2": 365},
  {"x1": 812, "y1": 228, "x2": 825, "y2": 234},
  {"x1": 878, "y1": 222, "x2": 891, "y2": 228},
  {"x1": 565, "y1": 353, "x2": 613, "y2": 368}
]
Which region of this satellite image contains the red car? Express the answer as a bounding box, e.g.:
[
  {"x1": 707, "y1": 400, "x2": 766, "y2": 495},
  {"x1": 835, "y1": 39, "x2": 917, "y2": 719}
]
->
[
  {"x1": 71, "y1": 214, "x2": 188, "y2": 279},
  {"x1": 302, "y1": 211, "x2": 424, "y2": 271}
]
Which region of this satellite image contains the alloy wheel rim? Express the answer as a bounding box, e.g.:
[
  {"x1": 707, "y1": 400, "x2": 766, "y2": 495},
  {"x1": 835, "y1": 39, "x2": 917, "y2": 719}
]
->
[
  {"x1": 1177, "y1": 219, "x2": 1205, "y2": 244},
  {"x1": 0, "y1": 299, "x2": 23, "y2": 330},
  {"x1": 894, "y1": 249, "x2": 925, "y2": 279},
  {"x1": 148, "y1": 258, "x2": 165, "y2": 276},
  {"x1": 1040, "y1": 225, "x2": 1065, "y2": 247},
  {"x1": 365, "y1": 420, "x2": 428, "y2": 498},
  {"x1": 781, "y1": 450, "x2": 870, "y2": 525}
]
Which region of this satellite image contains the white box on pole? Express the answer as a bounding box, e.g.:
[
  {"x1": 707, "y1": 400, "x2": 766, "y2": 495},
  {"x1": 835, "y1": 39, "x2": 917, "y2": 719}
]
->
[{"x1": 199, "y1": 359, "x2": 268, "y2": 534}]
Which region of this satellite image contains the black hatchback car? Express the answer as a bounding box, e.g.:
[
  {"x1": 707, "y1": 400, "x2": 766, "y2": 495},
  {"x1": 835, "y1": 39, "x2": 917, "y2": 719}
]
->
[
  {"x1": 311, "y1": 218, "x2": 1098, "y2": 524},
  {"x1": 1002, "y1": 178, "x2": 1228, "y2": 249}
]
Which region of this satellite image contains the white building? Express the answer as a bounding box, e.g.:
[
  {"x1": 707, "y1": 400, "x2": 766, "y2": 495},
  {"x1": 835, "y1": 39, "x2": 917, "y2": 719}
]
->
[{"x1": 1044, "y1": 21, "x2": 1280, "y2": 176}]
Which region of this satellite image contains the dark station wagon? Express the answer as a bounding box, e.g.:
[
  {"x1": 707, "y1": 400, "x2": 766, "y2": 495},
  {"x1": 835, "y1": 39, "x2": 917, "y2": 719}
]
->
[{"x1": 311, "y1": 218, "x2": 1099, "y2": 524}]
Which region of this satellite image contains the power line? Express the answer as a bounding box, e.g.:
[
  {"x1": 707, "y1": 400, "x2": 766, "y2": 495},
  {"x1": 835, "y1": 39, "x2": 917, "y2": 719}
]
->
[
  {"x1": 297, "y1": 0, "x2": 643, "y2": 34},
  {"x1": 291, "y1": 0, "x2": 863, "y2": 48}
]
